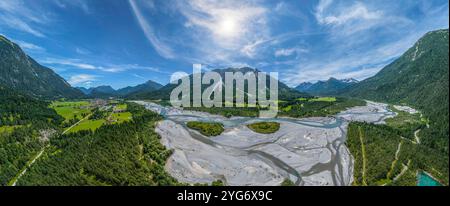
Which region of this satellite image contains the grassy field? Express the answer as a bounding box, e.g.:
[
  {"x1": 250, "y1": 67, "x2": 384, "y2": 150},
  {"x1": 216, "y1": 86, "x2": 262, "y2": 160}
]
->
[
  {"x1": 68, "y1": 119, "x2": 105, "y2": 133},
  {"x1": 50, "y1": 101, "x2": 91, "y2": 122},
  {"x1": 115, "y1": 104, "x2": 127, "y2": 110},
  {"x1": 308, "y1": 97, "x2": 337, "y2": 102},
  {"x1": 247, "y1": 122, "x2": 280, "y2": 134},
  {"x1": 110, "y1": 112, "x2": 132, "y2": 124},
  {"x1": 63, "y1": 103, "x2": 133, "y2": 133}
]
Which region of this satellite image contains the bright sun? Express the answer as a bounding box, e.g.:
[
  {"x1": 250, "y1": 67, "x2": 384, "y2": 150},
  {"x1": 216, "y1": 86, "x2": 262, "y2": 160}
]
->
[{"x1": 218, "y1": 17, "x2": 238, "y2": 38}]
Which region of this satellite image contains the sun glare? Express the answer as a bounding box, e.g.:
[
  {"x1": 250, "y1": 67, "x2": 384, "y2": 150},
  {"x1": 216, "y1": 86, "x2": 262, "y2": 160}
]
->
[{"x1": 218, "y1": 16, "x2": 238, "y2": 38}]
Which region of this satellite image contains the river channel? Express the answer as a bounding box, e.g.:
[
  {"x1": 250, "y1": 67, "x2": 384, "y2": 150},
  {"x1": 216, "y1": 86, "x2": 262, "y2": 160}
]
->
[{"x1": 135, "y1": 101, "x2": 396, "y2": 186}]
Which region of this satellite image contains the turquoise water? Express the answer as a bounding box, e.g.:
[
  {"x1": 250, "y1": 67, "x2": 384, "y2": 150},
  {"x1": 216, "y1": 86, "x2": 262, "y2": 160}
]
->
[{"x1": 417, "y1": 172, "x2": 442, "y2": 186}]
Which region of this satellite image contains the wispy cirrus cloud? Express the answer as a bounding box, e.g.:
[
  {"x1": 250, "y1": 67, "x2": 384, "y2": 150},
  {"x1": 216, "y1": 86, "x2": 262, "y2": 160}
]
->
[
  {"x1": 53, "y1": 0, "x2": 91, "y2": 14},
  {"x1": 67, "y1": 74, "x2": 98, "y2": 85},
  {"x1": 14, "y1": 40, "x2": 45, "y2": 52},
  {"x1": 0, "y1": 0, "x2": 50, "y2": 37},
  {"x1": 279, "y1": 0, "x2": 449, "y2": 86},
  {"x1": 274, "y1": 47, "x2": 308, "y2": 57},
  {"x1": 41, "y1": 58, "x2": 97, "y2": 70},
  {"x1": 75, "y1": 47, "x2": 91, "y2": 55},
  {"x1": 128, "y1": 0, "x2": 175, "y2": 59},
  {"x1": 41, "y1": 58, "x2": 166, "y2": 74},
  {"x1": 0, "y1": 15, "x2": 46, "y2": 37},
  {"x1": 281, "y1": 30, "x2": 430, "y2": 86},
  {"x1": 128, "y1": 0, "x2": 271, "y2": 64},
  {"x1": 315, "y1": 0, "x2": 382, "y2": 26},
  {"x1": 2, "y1": 0, "x2": 447, "y2": 89}
]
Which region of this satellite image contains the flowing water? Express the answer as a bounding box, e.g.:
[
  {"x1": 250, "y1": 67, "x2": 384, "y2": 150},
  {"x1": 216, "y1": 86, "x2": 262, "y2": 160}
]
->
[{"x1": 135, "y1": 101, "x2": 396, "y2": 186}]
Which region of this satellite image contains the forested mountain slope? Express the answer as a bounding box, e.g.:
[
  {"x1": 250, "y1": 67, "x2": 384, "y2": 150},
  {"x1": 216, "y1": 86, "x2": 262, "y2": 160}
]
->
[
  {"x1": 296, "y1": 78, "x2": 359, "y2": 96},
  {"x1": 129, "y1": 67, "x2": 308, "y2": 101},
  {"x1": 341, "y1": 29, "x2": 449, "y2": 153},
  {"x1": 0, "y1": 35, "x2": 83, "y2": 99}
]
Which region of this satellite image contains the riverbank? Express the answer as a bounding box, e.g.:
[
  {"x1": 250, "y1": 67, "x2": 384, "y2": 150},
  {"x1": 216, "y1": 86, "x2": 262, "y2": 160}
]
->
[{"x1": 135, "y1": 100, "x2": 398, "y2": 186}]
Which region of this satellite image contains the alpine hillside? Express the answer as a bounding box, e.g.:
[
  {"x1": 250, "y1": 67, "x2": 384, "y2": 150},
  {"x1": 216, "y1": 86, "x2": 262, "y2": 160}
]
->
[{"x1": 0, "y1": 35, "x2": 83, "y2": 99}]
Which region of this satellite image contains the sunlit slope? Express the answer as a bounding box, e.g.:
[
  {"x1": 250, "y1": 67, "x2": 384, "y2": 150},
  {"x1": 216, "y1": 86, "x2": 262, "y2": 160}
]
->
[{"x1": 341, "y1": 29, "x2": 449, "y2": 153}]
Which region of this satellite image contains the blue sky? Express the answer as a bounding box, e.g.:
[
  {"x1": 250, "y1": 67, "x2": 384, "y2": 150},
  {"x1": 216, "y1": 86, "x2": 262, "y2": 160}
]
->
[{"x1": 0, "y1": 0, "x2": 448, "y2": 89}]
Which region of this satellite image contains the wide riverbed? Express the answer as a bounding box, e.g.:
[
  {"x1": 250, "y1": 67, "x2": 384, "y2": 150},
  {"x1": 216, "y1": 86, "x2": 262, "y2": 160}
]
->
[{"x1": 135, "y1": 101, "x2": 396, "y2": 186}]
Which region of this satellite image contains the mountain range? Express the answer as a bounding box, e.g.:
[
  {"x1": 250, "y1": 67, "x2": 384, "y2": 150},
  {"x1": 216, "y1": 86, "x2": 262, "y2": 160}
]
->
[
  {"x1": 340, "y1": 29, "x2": 449, "y2": 153},
  {"x1": 76, "y1": 80, "x2": 163, "y2": 98},
  {"x1": 295, "y1": 78, "x2": 359, "y2": 95},
  {"x1": 128, "y1": 67, "x2": 309, "y2": 100}
]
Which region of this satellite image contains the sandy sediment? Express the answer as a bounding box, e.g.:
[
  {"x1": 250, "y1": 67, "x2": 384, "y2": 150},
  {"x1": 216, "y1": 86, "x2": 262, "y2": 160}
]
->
[
  {"x1": 393, "y1": 105, "x2": 419, "y2": 114},
  {"x1": 157, "y1": 120, "x2": 285, "y2": 186},
  {"x1": 336, "y1": 101, "x2": 396, "y2": 124},
  {"x1": 138, "y1": 100, "x2": 396, "y2": 186}
]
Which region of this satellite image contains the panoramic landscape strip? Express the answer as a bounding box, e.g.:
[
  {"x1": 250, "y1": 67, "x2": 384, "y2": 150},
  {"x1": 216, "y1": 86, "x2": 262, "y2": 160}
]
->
[{"x1": 0, "y1": 0, "x2": 448, "y2": 188}]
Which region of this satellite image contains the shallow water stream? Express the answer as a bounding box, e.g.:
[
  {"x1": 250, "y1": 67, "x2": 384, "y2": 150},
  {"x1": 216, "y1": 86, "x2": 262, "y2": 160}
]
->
[{"x1": 135, "y1": 101, "x2": 396, "y2": 186}]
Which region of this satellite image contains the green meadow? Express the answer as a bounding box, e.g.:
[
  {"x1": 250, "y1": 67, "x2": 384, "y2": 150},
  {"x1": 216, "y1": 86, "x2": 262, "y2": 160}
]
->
[
  {"x1": 308, "y1": 97, "x2": 337, "y2": 102},
  {"x1": 67, "y1": 119, "x2": 105, "y2": 133},
  {"x1": 50, "y1": 101, "x2": 91, "y2": 122},
  {"x1": 110, "y1": 112, "x2": 133, "y2": 124}
]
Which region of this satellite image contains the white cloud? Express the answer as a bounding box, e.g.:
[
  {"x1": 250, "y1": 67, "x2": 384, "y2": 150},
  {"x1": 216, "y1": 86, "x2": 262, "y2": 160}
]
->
[
  {"x1": 97, "y1": 66, "x2": 125, "y2": 73},
  {"x1": 277, "y1": 0, "x2": 446, "y2": 87},
  {"x1": 180, "y1": 0, "x2": 266, "y2": 44},
  {"x1": 133, "y1": 73, "x2": 146, "y2": 79},
  {"x1": 274, "y1": 46, "x2": 309, "y2": 58},
  {"x1": 314, "y1": 0, "x2": 390, "y2": 37},
  {"x1": 53, "y1": 0, "x2": 91, "y2": 14},
  {"x1": 0, "y1": 15, "x2": 46, "y2": 37},
  {"x1": 282, "y1": 0, "x2": 449, "y2": 87},
  {"x1": 42, "y1": 58, "x2": 97, "y2": 70},
  {"x1": 13, "y1": 40, "x2": 45, "y2": 52},
  {"x1": 316, "y1": 1, "x2": 382, "y2": 26},
  {"x1": 75, "y1": 47, "x2": 91, "y2": 55},
  {"x1": 175, "y1": 0, "x2": 269, "y2": 62},
  {"x1": 128, "y1": 0, "x2": 175, "y2": 59},
  {"x1": 274, "y1": 48, "x2": 296, "y2": 57},
  {"x1": 41, "y1": 58, "x2": 167, "y2": 74},
  {"x1": 0, "y1": 0, "x2": 49, "y2": 37},
  {"x1": 240, "y1": 39, "x2": 265, "y2": 58},
  {"x1": 68, "y1": 74, "x2": 98, "y2": 85},
  {"x1": 170, "y1": 71, "x2": 189, "y2": 84},
  {"x1": 275, "y1": 48, "x2": 295, "y2": 57},
  {"x1": 280, "y1": 32, "x2": 423, "y2": 87}
]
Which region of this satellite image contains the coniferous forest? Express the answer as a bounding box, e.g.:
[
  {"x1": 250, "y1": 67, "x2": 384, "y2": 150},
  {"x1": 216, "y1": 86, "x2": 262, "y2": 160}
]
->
[{"x1": 15, "y1": 103, "x2": 179, "y2": 186}]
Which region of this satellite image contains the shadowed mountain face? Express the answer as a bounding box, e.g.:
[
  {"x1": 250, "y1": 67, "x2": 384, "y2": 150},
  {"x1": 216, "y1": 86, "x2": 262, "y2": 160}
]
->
[
  {"x1": 0, "y1": 35, "x2": 84, "y2": 99},
  {"x1": 295, "y1": 78, "x2": 359, "y2": 96},
  {"x1": 116, "y1": 80, "x2": 163, "y2": 96},
  {"x1": 128, "y1": 67, "x2": 309, "y2": 101},
  {"x1": 340, "y1": 29, "x2": 449, "y2": 153},
  {"x1": 76, "y1": 87, "x2": 93, "y2": 95},
  {"x1": 77, "y1": 86, "x2": 116, "y2": 96},
  {"x1": 91, "y1": 85, "x2": 115, "y2": 94}
]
